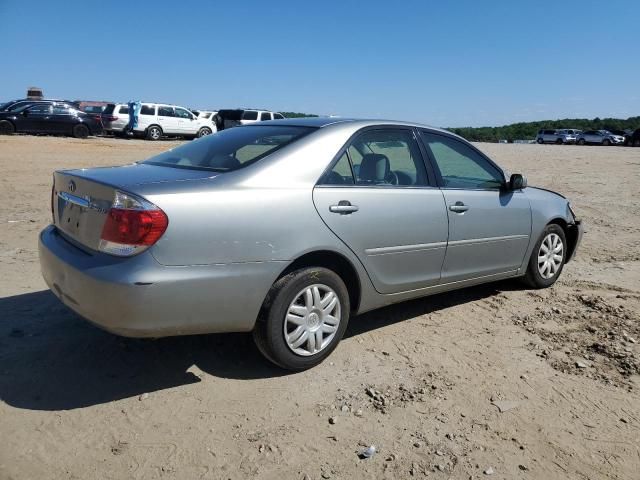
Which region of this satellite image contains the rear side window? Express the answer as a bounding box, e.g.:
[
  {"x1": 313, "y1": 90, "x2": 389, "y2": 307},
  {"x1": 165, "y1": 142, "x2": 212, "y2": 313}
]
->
[
  {"x1": 140, "y1": 105, "x2": 155, "y2": 115},
  {"x1": 320, "y1": 152, "x2": 354, "y2": 185},
  {"x1": 52, "y1": 105, "x2": 70, "y2": 115},
  {"x1": 118, "y1": 106, "x2": 129, "y2": 114},
  {"x1": 242, "y1": 110, "x2": 258, "y2": 120},
  {"x1": 158, "y1": 106, "x2": 175, "y2": 117},
  {"x1": 143, "y1": 125, "x2": 315, "y2": 172}
]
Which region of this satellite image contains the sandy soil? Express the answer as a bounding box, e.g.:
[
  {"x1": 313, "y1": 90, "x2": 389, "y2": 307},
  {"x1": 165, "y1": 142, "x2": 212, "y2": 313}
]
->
[{"x1": 0, "y1": 135, "x2": 639, "y2": 480}]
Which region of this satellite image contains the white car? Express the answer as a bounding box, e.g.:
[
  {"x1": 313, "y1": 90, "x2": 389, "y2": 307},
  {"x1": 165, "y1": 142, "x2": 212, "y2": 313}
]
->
[
  {"x1": 238, "y1": 109, "x2": 285, "y2": 125},
  {"x1": 102, "y1": 103, "x2": 216, "y2": 140}
]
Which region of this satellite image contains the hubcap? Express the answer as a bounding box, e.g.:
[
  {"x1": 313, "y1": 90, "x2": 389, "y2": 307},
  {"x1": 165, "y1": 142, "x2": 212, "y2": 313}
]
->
[
  {"x1": 284, "y1": 284, "x2": 341, "y2": 357},
  {"x1": 151, "y1": 128, "x2": 160, "y2": 139},
  {"x1": 537, "y1": 233, "x2": 563, "y2": 279}
]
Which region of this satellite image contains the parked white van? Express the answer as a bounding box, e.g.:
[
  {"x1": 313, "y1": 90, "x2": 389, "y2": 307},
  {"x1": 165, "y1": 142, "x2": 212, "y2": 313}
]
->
[{"x1": 102, "y1": 103, "x2": 216, "y2": 140}]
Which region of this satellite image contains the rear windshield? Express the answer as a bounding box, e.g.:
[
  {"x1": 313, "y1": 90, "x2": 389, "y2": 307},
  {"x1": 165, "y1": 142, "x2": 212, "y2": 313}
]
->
[{"x1": 142, "y1": 125, "x2": 315, "y2": 172}]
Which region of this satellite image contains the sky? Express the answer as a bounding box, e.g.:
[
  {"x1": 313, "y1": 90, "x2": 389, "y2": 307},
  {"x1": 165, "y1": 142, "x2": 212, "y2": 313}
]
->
[{"x1": 0, "y1": 0, "x2": 637, "y2": 127}]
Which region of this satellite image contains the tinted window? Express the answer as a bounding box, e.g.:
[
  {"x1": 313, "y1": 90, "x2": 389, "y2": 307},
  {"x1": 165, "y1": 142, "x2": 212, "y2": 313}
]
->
[
  {"x1": 143, "y1": 125, "x2": 314, "y2": 172},
  {"x1": 118, "y1": 106, "x2": 129, "y2": 114},
  {"x1": 274, "y1": 113, "x2": 284, "y2": 119},
  {"x1": 321, "y1": 152, "x2": 354, "y2": 185},
  {"x1": 27, "y1": 104, "x2": 51, "y2": 114},
  {"x1": 103, "y1": 104, "x2": 116, "y2": 115},
  {"x1": 420, "y1": 132, "x2": 504, "y2": 189},
  {"x1": 140, "y1": 105, "x2": 155, "y2": 115},
  {"x1": 158, "y1": 106, "x2": 175, "y2": 117},
  {"x1": 347, "y1": 129, "x2": 427, "y2": 186},
  {"x1": 242, "y1": 110, "x2": 258, "y2": 120},
  {"x1": 52, "y1": 105, "x2": 71, "y2": 115},
  {"x1": 260, "y1": 112, "x2": 272, "y2": 121}
]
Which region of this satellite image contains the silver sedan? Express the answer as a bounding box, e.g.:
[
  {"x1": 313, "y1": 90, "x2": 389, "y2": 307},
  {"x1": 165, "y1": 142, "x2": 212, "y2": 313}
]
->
[{"x1": 39, "y1": 118, "x2": 583, "y2": 370}]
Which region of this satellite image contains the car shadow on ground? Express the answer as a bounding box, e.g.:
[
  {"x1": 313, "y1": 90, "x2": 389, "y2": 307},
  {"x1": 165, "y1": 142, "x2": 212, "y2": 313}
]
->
[{"x1": 0, "y1": 282, "x2": 519, "y2": 411}]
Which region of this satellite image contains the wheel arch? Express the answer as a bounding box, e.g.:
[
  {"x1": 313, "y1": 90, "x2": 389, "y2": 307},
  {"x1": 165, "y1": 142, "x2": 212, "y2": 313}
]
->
[
  {"x1": 277, "y1": 250, "x2": 361, "y2": 312},
  {"x1": 546, "y1": 217, "x2": 579, "y2": 263}
]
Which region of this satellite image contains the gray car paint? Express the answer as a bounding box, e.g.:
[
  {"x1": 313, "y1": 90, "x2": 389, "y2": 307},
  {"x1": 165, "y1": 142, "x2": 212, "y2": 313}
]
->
[{"x1": 39, "y1": 118, "x2": 582, "y2": 337}]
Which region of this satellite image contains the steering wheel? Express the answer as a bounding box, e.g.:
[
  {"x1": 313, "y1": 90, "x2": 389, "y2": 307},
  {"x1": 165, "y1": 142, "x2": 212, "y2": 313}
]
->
[{"x1": 385, "y1": 170, "x2": 399, "y2": 185}]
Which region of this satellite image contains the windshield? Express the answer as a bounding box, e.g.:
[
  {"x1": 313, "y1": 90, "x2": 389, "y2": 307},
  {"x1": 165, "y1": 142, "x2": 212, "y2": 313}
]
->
[{"x1": 142, "y1": 125, "x2": 315, "y2": 172}]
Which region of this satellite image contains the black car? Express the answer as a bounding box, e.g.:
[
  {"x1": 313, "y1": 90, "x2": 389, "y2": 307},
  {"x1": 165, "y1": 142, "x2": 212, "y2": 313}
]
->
[
  {"x1": 629, "y1": 128, "x2": 640, "y2": 147},
  {"x1": 0, "y1": 102, "x2": 102, "y2": 138},
  {"x1": 0, "y1": 98, "x2": 80, "y2": 112}
]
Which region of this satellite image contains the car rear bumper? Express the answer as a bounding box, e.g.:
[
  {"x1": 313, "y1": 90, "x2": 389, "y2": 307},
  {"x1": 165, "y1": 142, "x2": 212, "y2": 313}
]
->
[{"x1": 39, "y1": 225, "x2": 284, "y2": 337}]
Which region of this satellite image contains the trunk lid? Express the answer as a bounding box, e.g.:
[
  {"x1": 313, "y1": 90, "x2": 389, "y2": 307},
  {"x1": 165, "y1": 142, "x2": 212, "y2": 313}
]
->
[{"x1": 53, "y1": 164, "x2": 217, "y2": 251}]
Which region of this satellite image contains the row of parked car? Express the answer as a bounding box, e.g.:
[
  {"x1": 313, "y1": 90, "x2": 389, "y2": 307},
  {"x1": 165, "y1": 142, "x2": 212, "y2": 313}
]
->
[
  {"x1": 0, "y1": 97, "x2": 286, "y2": 140},
  {"x1": 536, "y1": 128, "x2": 640, "y2": 146}
]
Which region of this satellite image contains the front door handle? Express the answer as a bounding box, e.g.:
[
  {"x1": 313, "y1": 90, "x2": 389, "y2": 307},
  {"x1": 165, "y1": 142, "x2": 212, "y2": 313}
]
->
[
  {"x1": 449, "y1": 201, "x2": 469, "y2": 213},
  {"x1": 329, "y1": 200, "x2": 359, "y2": 214}
]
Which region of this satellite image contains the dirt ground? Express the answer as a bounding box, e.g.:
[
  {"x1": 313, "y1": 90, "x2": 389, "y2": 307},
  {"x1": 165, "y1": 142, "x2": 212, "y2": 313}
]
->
[{"x1": 0, "y1": 135, "x2": 639, "y2": 480}]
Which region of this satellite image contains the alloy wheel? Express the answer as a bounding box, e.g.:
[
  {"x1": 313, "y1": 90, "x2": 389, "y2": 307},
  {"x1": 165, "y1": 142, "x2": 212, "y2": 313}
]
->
[
  {"x1": 284, "y1": 284, "x2": 341, "y2": 356},
  {"x1": 537, "y1": 233, "x2": 563, "y2": 279}
]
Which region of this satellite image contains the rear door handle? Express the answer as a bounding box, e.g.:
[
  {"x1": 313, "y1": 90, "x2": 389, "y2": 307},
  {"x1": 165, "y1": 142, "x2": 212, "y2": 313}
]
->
[
  {"x1": 449, "y1": 201, "x2": 469, "y2": 213},
  {"x1": 330, "y1": 200, "x2": 359, "y2": 214}
]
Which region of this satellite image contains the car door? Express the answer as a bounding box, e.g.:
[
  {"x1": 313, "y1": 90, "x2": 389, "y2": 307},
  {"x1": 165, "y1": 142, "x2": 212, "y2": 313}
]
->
[
  {"x1": 313, "y1": 127, "x2": 449, "y2": 294},
  {"x1": 419, "y1": 131, "x2": 531, "y2": 283},
  {"x1": 20, "y1": 104, "x2": 52, "y2": 132},
  {"x1": 49, "y1": 104, "x2": 75, "y2": 134},
  {"x1": 174, "y1": 107, "x2": 197, "y2": 134},
  {"x1": 157, "y1": 106, "x2": 179, "y2": 134}
]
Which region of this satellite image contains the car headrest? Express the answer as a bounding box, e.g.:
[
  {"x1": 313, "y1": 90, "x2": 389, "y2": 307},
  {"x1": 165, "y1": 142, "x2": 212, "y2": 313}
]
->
[{"x1": 359, "y1": 154, "x2": 390, "y2": 183}]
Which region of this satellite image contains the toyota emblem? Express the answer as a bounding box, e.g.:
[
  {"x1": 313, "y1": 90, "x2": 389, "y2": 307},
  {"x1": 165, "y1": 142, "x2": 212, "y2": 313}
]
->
[{"x1": 68, "y1": 180, "x2": 76, "y2": 192}]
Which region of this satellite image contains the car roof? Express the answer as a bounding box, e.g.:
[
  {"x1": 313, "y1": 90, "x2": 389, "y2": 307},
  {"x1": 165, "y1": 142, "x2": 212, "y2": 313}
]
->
[{"x1": 258, "y1": 116, "x2": 450, "y2": 133}]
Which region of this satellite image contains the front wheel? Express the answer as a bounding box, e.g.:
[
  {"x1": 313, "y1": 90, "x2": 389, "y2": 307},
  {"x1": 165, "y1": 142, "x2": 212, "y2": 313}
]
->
[
  {"x1": 602, "y1": 139, "x2": 611, "y2": 146},
  {"x1": 577, "y1": 138, "x2": 586, "y2": 145},
  {"x1": 555, "y1": 138, "x2": 563, "y2": 145},
  {"x1": 537, "y1": 138, "x2": 544, "y2": 144},
  {"x1": 0, "y1": 120, "x2": 15, "y2": 135},
  {"x1": 253, "y1": 267, "x2": 350, "y2": 370},
  {"x1": 523, "y1": 224, "x2": 566, "y2": 289},
  {"x1": 197, "y1": 127, "x2": 212, "y2": 138}
]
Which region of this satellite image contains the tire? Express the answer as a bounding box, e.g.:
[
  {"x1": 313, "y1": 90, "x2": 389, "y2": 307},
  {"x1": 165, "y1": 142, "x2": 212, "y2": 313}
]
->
[
  {"x1": 602, "y1": 139, "x2": 611, "y2": 146},
  {"x1": 522, "y1": 224, "x2": 567, "y2": 289},
  {"x1": 253, "y1": 267, "x2": 350, "y2": 370},
  {"x1": 537, "y1": 138, "x2": 544, "y2": 144},
  {"x1": 197, "y1": 127, "x2": 212, "y2": 138},
  {"x1": 634, "y1": 139, "x2": 640, "y2": 147},
  {"x1": 0, "y1": 120, "x2": 15, "y2": 135},
  {"x1": 146, "y1": 125, "x2": 162, "y2": 141},
  {"x1": 555, "y1": 138, "x2": 563, "y2": 145},
  {"x1": 577, "y1": 138, "x2": 586, "y2": 145},
  {"x1": 72, "y1": 124, "x2": 89, "y2": 139}
]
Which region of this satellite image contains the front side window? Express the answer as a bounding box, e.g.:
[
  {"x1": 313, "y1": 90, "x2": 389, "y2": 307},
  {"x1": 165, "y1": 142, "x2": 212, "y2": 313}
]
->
[
  {"x1": 242, "y1": 110, "x2": 258, "y2": 120},
  {"x1": 274, "y1": 113, "x2": 284, "y2": 120},
  {"x1": 174, "y1": 108, "x2": 193, "y2": 119},
  {"x1": 348, "y1": 129, "x2": 427, "y2": 186},
  {"x1": 260, "y1": 112, "x2": 272, "y2": 121},
  {"x1": 26, "y1": 104, "x2": 51, "y2": 115},
  {"x1": 143, "y1": 125, "x2": 314, "y2": 172},
  {"x1": 420, "y1": 132, "x2": 504, "y2": 189}
]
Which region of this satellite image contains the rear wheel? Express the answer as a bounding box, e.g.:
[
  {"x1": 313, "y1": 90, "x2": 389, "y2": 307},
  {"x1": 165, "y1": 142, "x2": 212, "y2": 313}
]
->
[
  {"x1": 0, "y1": 120, "x2": 15, "y2": 135},
  {"x1": 602, "y1": 139, "x2": 611, "y2": 146},
  {"x1": 253, "y1": 267, "x2": 350, "y2": 370},
  {"x1": 537, "y1": 138, "x2": 544, "y2": 144},
  {"x1": 72, "y1": 124, "x2": 89, "y2": 139},
  {"x1": 523, "y1": 224, "x2": 566, "y2": 289},
  {"x1": 197, "y1": 127, "x2": 212, "y2": 138},
  {"x1": 146, "y1": 125, "x2": 162, "y2": 140},
  {"x1": 577, "y1": 138, "x2": 586, "y2": 145}
]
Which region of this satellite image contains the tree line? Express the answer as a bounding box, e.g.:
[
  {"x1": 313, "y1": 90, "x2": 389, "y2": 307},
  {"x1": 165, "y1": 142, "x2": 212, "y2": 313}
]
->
[{"x1": 447, "y1": 116, "x2": 640, "y2": 143}]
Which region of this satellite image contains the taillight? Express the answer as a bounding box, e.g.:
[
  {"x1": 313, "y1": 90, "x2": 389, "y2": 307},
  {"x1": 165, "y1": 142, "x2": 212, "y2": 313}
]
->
[
  {"x1": 98, "y1": 191, "x2": 168, "y2": 257},
  {"x1": 103, "y1": 115, "x2": 118, "y2": 122}
]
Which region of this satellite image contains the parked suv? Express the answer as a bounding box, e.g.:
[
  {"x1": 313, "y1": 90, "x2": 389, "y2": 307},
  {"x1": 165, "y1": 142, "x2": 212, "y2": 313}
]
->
[
  {"x1": 535, "y1": 129, "x2": 576, "y2": 144},
  {"x1": 215, "y1": 109, "x2": 285, "y2": 130},
  {"x1": 101, "y1": 102, "x2": 216, "y2": 140},
  {"x1": 576, "y1": 130, "x2": 625, "y2": 146}
]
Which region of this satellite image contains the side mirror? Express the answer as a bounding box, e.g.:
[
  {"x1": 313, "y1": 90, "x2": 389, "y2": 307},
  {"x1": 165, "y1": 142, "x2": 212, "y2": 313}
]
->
[{"x1": 509, "y1": 173, "x2": 527, "y2": 190}]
